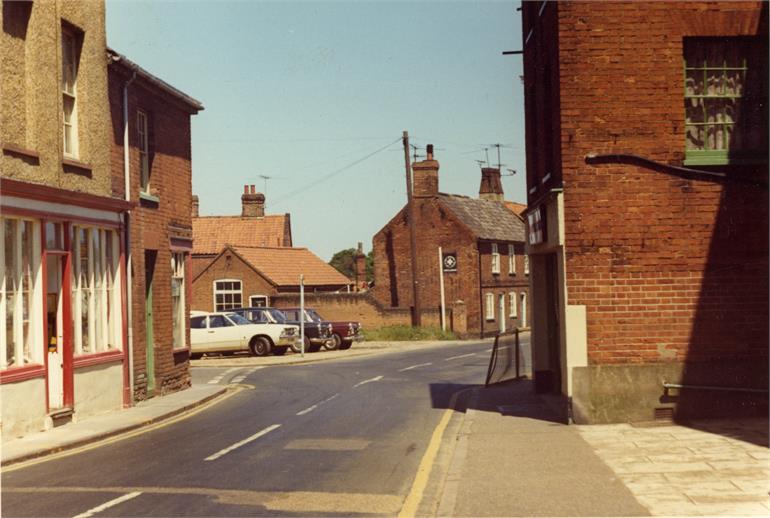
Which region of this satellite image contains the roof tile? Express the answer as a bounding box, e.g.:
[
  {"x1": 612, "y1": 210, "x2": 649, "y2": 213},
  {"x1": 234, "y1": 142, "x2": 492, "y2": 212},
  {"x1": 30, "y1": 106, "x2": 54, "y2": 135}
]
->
[
  {"x1": 193, "y1": 215, "x2": 289, "y2": 254},
  {"x1": 233, "y1": 246, "x2": 351, "y2": 287}
]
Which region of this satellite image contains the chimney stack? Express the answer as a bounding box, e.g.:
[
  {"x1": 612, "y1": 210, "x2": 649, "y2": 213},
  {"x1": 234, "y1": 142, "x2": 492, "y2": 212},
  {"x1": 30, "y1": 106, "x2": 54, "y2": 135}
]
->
[
  {"x1": 241, "y1": 184, "x2": 265, "y2": 217},
  {"x1": 354, "y1": 242, "x2": 367, "y2": 292},
  {"x1": 479, "y1": 167, "x2": 504, "y2": 202},
  {"x1": 192, "y1": 195, "x2": 199, "y2": 218},
  {"x1": 412, "y1": 144, "x2": 439, "y2": 198}
]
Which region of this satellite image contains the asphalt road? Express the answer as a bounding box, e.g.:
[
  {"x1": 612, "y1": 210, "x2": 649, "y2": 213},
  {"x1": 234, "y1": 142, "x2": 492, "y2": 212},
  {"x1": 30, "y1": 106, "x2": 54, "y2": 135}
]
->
[{"x1": 1, "y1": 338, "x2": 530, "y2": 517}]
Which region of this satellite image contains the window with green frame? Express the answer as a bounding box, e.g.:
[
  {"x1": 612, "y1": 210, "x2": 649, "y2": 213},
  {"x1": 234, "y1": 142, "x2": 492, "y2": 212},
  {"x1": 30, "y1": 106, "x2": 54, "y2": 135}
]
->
[{"x1": 684, "y1": 37, "x2": 768, "y2": 165}]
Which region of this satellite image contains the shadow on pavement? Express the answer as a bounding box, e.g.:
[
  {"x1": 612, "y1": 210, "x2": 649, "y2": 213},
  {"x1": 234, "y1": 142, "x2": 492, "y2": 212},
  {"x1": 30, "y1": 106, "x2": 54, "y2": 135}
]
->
[{"x1": 429, "y1": 378, "x2": 567, "y2": 425}]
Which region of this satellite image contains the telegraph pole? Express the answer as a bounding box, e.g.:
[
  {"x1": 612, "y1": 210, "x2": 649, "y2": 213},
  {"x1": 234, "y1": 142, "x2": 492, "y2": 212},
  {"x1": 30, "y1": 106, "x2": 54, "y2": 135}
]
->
[{"x1": 403, "y1": 131, "x2": 421, "y2": 326}]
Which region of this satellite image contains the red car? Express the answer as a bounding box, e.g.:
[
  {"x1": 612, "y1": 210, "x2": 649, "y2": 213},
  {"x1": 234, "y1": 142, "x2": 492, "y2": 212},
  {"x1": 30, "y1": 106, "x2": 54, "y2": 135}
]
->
[{"x1": 282, "y1": 307, "x2": 363, "y2": 350}]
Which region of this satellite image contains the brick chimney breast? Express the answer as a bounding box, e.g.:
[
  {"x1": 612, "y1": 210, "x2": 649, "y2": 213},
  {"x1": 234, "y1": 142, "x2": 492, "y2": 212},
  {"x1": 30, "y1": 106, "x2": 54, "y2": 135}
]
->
[
  {"x1": 412, "y1": 144, "x2": 439, "y2": 198},
  {"x1": 479, "y1": 167, "x2": 504, "y2": 202},
  {"x1": 241, "y1": 184, "x2": 266, "y2": 217}
]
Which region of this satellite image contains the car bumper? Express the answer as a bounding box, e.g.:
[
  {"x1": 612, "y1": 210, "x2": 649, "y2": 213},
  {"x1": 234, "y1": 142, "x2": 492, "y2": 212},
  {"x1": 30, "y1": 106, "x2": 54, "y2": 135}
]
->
[
  {"x1": 345, "y1": 333, "x2": 365, "y2": 343},
  {"x1": 277, "y1": 336, "x2": 299, "y2": 346},
  {"x1": 309, "y1": 337, "x2": 331, "y2": 345}
]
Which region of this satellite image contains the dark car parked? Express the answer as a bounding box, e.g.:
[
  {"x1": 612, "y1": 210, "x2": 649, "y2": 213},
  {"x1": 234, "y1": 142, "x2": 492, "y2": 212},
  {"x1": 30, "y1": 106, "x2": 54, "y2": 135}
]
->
[
  {"x1": 233, "y1": 307, "x2": 332, "y2": 353},
  {"x1": 282, "y1": 307, "x2": 363, "y2": 350}
]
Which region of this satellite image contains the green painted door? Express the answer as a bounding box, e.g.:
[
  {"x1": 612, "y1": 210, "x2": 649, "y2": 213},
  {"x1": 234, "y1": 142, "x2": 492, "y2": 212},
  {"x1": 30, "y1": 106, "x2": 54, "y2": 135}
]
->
[{"x1": 144, "y1": 251, "x2": 156, "y2": 394}]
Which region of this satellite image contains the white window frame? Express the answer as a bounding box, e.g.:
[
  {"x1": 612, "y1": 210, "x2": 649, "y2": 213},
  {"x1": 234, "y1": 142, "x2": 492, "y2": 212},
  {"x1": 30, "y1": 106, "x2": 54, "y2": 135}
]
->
[
  {"x1": 71, "y1": 226, "x2": 121, "y2": 355},
  {"x1": 524, "y1": 254, "x2": 530, "y2": 275},
  {"x1": 249, "y1": 295, "x2": 268, "y2": 307},
  {"x1": 491, "y1": 243, "x2": 500, "y2": 275},
  {"x1": 171, "y1": 252, "x2": 186, "y2": 349},
  {"x1": 520, "y1": 292, "x2": 527, "y2": 327},
  {"x1": 485, "y1": 292, "x2": 495, "y2": 321},
  {"x1": 213, "y1": 279, "x2": 242, "y2": 312},
  {"x1": 137, "y1": 110, "x2": 150, "y2": 193},
  {"x1": 61, "y1": 27, "x2": 79, "y2": 158},
  {"x1": 509, "y1": 291, "x2": 517, "y2": 318},
  {"x1": 1, "y1": 217, "x2": 42, "y2": 370},
  {"x1": 508, "y1": 244, "x2": 516, "y2": 275}
]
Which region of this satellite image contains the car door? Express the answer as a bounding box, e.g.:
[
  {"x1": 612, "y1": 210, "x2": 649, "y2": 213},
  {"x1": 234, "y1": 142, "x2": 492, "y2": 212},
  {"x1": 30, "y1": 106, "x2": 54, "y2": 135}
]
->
[{"x1": 190, "y1": 315, "x2": 210, "y2": 353}]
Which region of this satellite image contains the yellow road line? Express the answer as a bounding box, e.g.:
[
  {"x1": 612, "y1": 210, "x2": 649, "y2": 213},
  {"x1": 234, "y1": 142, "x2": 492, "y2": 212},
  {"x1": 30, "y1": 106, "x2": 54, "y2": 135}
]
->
[
  {"x1": 2, "y1": 387, "x2": 241, "y2": 473},
  {"x1": 398, "y1": 388, "x2": 470, "y2": 518}
]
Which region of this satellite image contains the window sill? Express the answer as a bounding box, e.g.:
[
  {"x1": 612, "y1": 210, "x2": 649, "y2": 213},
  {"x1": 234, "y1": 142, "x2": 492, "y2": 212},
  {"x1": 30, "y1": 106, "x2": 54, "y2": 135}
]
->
[
  {"x1": 139, "y1": 191, "x2": 160, "y2": 206},
  {"x1": 73, "y1": 349, "x2": 124, "y2": 369},
  {"x1": 62, "y1": 157, "x2": 93, "y2": 177},
  {"x1": 684, "y1": 155, "x2": 768, "y2": 167},
  {"x1": 2, "y1": 143, "x2": 40, "y2": 163},
  {"x1": 0, "y1": 364, "x2": 45, "y2": 384}
]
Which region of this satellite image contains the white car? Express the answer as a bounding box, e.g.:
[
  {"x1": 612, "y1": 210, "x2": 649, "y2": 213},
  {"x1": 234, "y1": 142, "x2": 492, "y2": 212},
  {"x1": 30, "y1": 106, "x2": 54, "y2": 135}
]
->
[{"x1": 190, "y1": 311, "x2": 299, "y2": 357}]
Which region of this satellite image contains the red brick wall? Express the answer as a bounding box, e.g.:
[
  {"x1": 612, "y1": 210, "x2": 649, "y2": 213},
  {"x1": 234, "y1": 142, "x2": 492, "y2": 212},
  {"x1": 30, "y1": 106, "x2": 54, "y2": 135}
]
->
[
  {"x1": 191, "y1": 252, "x2": 276, "y2": 312},
  {"x1": 372, "y1": 198, "x2": 530, "y2": 336},
  {"x1": 109, "y1": 66, "x2": 196, "y2": 400},
  {"x1": 550, "y1": 2, "x2": 768, "y2": 365}
]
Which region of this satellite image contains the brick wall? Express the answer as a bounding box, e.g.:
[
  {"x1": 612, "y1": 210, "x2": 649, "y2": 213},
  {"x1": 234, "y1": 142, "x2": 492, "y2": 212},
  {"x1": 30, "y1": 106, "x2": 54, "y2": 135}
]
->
[
  {"x1": 109, "y1": 66, "x2": 196, "y2": 400},
  {"x1": 191, "y1": 251, "x2": 276, "y2": 312},
  {"x1": 552, "y1": 2, "x2": 768, "y2": 367},
  {"x1": 372, "y1": 197, "x2": 530, "y2": 337}
]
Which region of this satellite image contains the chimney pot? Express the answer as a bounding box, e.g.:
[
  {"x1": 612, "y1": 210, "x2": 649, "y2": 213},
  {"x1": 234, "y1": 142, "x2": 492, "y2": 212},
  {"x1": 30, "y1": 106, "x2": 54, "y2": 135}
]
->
[
  {"x1": 244, "y1": 185, "x2": 249, "y2": 194},
  {"x1": 426, "y1": 144, "x2": 434, "y2": 160}
]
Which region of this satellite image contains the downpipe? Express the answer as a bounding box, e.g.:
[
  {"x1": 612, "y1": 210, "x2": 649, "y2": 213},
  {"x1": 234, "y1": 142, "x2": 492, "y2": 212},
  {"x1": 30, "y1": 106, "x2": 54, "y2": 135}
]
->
[{"x1": 123, "y1": 68, "x2": 138, "y2": 402}]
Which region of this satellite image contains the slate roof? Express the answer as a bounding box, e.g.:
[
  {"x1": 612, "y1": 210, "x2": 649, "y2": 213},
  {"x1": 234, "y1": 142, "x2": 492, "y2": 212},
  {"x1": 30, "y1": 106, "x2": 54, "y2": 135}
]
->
[
  {"x1": 193, "y1": 215, "x2": 290, "y2": 255},
  {"x1": 233, "y1": 246, "x2": 351, "y2": 287},
  {"x1": 438, "y1": 194, "x2": 526, "y2": 242}
]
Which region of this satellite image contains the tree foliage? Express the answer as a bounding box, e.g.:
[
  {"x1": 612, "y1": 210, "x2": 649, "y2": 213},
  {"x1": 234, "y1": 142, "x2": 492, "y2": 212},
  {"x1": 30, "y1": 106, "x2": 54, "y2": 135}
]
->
[{"x1": 329, "y1": 247, "x2": 374, "y2": 283}]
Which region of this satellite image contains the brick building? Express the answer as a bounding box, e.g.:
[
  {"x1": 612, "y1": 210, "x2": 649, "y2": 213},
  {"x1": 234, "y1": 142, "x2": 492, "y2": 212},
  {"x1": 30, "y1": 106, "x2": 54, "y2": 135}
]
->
[
  {"x1": 373, "y1": 150, "x2": 529, "y2": 337},
  {"x1": 1, "y1": 1, "x2": 132, "y2": 437},
  {"x1": 192, "y1": 245, "x2": 352, "y2": 312},
  {"x1": 107, "y1": 50, "x2": 202, "y2": 400},
  {"x1": 191, "y1": 186, "x2": 292, "y2": 278},
  {"x1": 521, "y1": 1, "x2": 768, "y2": 422}
]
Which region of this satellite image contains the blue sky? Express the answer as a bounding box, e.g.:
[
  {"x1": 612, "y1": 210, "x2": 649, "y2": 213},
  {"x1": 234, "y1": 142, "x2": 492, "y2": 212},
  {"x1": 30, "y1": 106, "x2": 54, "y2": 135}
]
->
[{"x1": 106, "y1": 0, "x2": 525, "y2": 261}]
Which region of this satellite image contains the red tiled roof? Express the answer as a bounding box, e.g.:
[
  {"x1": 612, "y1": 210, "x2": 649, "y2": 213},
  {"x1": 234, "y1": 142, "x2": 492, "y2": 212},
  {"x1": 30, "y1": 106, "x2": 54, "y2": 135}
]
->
[
  {"x1": 504, "y1": 201, "x2": 527, "y2": 216},
  {"x1": 233, "y1": 246, "x2": 351, "y2": 287},
  {"x1": 193, "y1": 215, "x2": 290, "y2": 255}
]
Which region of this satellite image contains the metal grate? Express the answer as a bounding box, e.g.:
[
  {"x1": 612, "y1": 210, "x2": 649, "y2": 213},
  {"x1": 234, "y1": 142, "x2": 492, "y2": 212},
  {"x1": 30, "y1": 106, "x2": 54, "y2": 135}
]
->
[{"x1": 654, "y1": 407, "x2": 674, "y2": 421}]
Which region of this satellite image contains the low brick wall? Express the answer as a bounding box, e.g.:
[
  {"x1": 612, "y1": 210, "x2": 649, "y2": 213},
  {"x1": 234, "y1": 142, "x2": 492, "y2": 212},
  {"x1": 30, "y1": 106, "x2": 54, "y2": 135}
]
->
[{"x1": 271, "y1": 291, "x2": 467, "y2": 337}]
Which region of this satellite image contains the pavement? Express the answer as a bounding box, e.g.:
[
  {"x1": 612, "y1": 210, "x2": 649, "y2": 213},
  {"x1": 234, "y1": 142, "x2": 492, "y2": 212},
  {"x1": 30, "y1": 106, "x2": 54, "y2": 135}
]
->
[{"x1": 3, "y1": 336, "x2": 768, "y2": 517}]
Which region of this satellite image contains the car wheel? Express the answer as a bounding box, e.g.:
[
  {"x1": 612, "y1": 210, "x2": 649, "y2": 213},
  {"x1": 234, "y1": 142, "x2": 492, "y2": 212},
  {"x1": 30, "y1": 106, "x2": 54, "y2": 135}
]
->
[
  {"x1": 325, "y1": 333, "x2": 342, "y2": 351},
  {"x1": 249, "y1": 336, "x2": 271, "y2": 357},
  {"x1": 338, "y1": 338, "x2": 353, "y2": 350},
  {"x1": 290, "y1": 339, "x2": 302, "y2": 354},
  {"x1": 272, "y1": 345, "x2": 288, "y2": 356}
]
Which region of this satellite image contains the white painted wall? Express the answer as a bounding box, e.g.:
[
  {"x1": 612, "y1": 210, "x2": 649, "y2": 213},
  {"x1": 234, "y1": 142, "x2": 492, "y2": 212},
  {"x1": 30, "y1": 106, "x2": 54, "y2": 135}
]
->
[
  {"x1": 1, "y1": 378, "x2": 47, "y2": 440},
  {"x1": 73, "y1": 363, "x2": 123, "y2": 421}
]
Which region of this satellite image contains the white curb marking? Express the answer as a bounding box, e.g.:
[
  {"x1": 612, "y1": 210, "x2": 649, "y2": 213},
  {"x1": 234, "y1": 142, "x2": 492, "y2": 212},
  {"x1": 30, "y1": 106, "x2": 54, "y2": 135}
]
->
[
  {"x1": 296, "y1": 404, "x2": 318, "y2": 416},
  {"x1": 399, "y1": 362, "x2": 433, "y2": 372},
  {"x1": 73, "y1": 491, "x2": 142, "y2": 518},
  {"x1": 205, "y1": 424, "x2": 281, "y2": 461}
]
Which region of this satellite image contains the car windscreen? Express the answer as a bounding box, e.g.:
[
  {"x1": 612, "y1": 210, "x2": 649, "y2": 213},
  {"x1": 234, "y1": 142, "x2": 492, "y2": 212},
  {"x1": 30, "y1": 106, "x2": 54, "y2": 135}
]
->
[
  {"x1": 306, "y1": 309, "x2": 323, "y2": 322},
  {"x1": 266, "y1": 309, "x2": 287, "y2": 323},
  {"x1": 226, "y1": 313, "x2": 252, "y2": 325}
]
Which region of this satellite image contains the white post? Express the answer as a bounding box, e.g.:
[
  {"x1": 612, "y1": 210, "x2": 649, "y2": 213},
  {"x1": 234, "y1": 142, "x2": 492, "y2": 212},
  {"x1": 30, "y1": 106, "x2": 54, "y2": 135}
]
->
[
  {"x1": 299, "y1": 274, "x2": 305, "y2": 358},
  {"x1": 438, "y1": 247, "x2": 446, "y2": 332}
]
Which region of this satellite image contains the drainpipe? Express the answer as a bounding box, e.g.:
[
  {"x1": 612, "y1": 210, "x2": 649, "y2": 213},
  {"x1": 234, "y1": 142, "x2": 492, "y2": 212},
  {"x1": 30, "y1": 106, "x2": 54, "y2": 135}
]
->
[{"x1": 123, "y1": 67, "x2": 138, "y2": 402}]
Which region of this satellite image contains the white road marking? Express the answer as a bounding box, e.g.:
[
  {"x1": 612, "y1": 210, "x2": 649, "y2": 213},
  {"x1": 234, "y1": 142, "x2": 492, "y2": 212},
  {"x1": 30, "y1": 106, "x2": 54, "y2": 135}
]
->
[
  {"x1": 445, "y1": 353, "x2": 475, "y2": 361},
  {"x1": 295, "y1": 393, "x2": 339, "y2": 416},
  {"x1": 353, "y1": 375, "x2": 383, "y2": 387},
  {"x1": 231, "y1": 376, "x2": 245, "y2": 384},
  {"x1": 204, "y1": 424, "x2": 281, "y2": 461},
  {"x1": 72, "y1": 491, "x2": 142, "y2": 518},
  {"x1": 296, "y1": 404, "x2": 318, "y2": 416},
  {"x1": 207, "y1": 367, "x2": 239, "y2": 385},
  {"x1": 399, "y1": 362, "x2": 432, "y2": 372}
]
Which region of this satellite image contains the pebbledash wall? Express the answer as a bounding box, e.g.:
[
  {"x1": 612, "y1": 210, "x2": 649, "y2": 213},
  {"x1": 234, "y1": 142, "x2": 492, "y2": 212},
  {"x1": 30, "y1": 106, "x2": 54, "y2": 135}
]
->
[
  {"x1": 1, "y1": 1, "x2": 130, "y2": 438},
  {"x1": 108, "y1": 50, "x2": 202, "y2": 400},
  {"x1": 522, "y1": 1, "x2": 768, "y2": 423}
]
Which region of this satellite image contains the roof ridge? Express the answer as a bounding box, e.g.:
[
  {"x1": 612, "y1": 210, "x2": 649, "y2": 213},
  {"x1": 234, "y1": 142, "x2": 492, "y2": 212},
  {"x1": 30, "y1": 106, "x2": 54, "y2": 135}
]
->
[{"x1": 233, "y1": 245, "x2": 307, "y2": 251}]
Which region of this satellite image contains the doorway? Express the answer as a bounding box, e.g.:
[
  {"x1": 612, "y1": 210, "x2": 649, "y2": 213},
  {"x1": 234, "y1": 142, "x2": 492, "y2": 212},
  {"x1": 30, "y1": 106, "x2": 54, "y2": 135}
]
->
[
  {"x1": 144, "y1": 250, "x2": 156, "y2": 394},
  {"x1": 46, "y1": 254, "x2": 66, "y2": 409},
  {"x1": 544, "y1": 253, "x2": 562, "y2": 393}
]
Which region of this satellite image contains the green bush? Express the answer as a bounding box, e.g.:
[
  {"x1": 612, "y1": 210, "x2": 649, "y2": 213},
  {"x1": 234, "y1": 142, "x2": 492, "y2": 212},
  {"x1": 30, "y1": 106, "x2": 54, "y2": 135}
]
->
[{"x1": 363, "y1": 325, "x2": 457, "y2": 341}]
